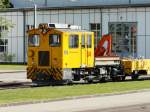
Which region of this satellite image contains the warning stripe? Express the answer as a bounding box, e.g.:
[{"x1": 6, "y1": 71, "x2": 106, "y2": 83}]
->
[
  {"x1": 27, "y1": 67, "x2": 33, "y2": 75},
  {"x1": 56, "y1": 68, "x2": 63, "y2": 79},
  {"x1": 45, "y1": 69, "x2": 58, "y2": 80},
  {"x1": 27, "y1": 67, "x2": 63, "y2": 81},
  {"x1": 54, "y1": 68, "x2": 62, "y2": 80},
  {"x1": 27, "y1": 68, "x2": 35, "y2": 79},
  {"x1": 52, "y1": 68, "x2": 60, "y2": 80},
  {"x1": 47, "y1": 69, "x2": 58, "y2": 80},
  {"x1": 53, "y1": 68, "x2": 62, "y2": 80}
]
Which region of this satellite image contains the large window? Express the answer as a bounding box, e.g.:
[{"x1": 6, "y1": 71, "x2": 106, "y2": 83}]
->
[
  {"x1": 28, "y1": 35, "x2": 40, "y2": 47},
  {"x1": 90, "y1": 23, "x2": 101, "y2": 48},
  {"x1": 69, "y1": 35, "x2": 79, "y2": 48},
  {"x1": 49, "y1": 34, "x2": 61, "y2": 47},
  {"x1": 109, "y1": 22, "x2": 137, "y2": 57}
]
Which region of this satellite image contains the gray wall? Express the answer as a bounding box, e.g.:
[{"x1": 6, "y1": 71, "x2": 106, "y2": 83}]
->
[{"x1": 1, "y1": 6, "x2": 150, "y2": 63}]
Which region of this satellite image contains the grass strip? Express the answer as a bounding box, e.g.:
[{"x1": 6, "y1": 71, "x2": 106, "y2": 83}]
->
[
  {"x1": 0, "y1": 65, "x2": 26, "y2": 70},
  {"x1": 0, "y1": 80, "x2": 150, "y2": 104}
]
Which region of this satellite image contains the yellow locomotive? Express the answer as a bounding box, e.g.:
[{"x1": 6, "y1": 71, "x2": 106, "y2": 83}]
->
[
  {"x1": 27, "y1": 23, "x2": 124, "y2": 84},
  {"x1": 27, "y1": 23, "x2": 96, "y2": 83}
]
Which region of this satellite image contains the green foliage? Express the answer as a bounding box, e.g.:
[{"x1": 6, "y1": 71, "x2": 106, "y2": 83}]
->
[
  {"x1": 0, "y1": 17, "x2": 14, "y2": 29},
  {"x1": 0, "y1": 52, "x2": 15, "y2": 62},
  {"x1": 0, "y1": 0, "x2": 13, "y2": 8},
  {"x1": 0, "y1": 17, "x2": 14, "y2": 38}
]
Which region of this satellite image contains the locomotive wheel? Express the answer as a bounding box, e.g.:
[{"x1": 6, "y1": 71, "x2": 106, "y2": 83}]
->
[
  {"x1": 111, "y1": 76, "x2": 121, "y2": 82},
  {"x1": 112, "y1": 76, "x2": 125, "y2": 82},
  {"x1": 100, "y1": 77, "x2": 107, "y2": 83},
  {"x1": 121, "y1": 76, "x2": 126, "y2": 81},
  {"x1": 132, "y1": 75, "x2": 139, "y2": 80},
  {"x1": 112, "y1": 77, "x2": 118, "y2": 82},
  {"x1": 64, "y1": 79, "x2": 73, "y2": 85},
  {"x1": 87, "y1": 79, "x2": 93, "y2": 83}
]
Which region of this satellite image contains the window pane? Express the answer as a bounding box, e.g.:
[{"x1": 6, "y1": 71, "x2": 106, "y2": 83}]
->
[
  {"x1": 97, "y1": 24, "x2": 100, "y2": 30},
  {"x1": 49, "y1": 34, "x2": 61, "y2": 47},
  {"x1": 0, "y1": 39, "x2": 8, "y2": 52},
  {"x1": 90, "y1": 24, "x2": 96, "y2": 30},
  {"x1": 87, "y1": 35, "x2": 92, "y2": 48},
  {"x1": 28, "y1": 35, "x2": 39, "y2": 47},
  {"x1": 69, "y1": 35, "x2": 79, "y2": 48},
  {"x1": 81, "y1": 34, "x2": 85, "y2": 48},
  {"x1": 90, "y1": 23, "x2": 101, "y2": 48}
]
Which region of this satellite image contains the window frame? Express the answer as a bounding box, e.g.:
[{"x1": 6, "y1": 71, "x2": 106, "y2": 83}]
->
[
  {"x1": 87, "y1": 34, "x2": 92, "y2": 48},
  {"x1": 81, "y1": 34, "x2": 85, "y2": 48},
  {"x1": 49, "y1": 34, "x2": 61, "y2": 47},
  {"x1": 28, "y1": 34, "x2": 40, "y2": 47},
  {"x1": 69, "y1": 34, "x2": 79, "y2": 49}
]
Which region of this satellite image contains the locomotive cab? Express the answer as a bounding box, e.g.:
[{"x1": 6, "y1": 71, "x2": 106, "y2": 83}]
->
[{"x1": 27, "y1": 23, "x2": 94, "y2": 84}]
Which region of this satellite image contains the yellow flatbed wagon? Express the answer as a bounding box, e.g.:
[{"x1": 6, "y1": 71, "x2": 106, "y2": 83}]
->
[{"x1": 122, "y1": 59, "x2": 150, "y2": 80}]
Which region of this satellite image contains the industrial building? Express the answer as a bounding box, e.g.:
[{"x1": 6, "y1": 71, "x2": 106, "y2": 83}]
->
[{"x1": 0, "y1": 0, "x2": 150, "y2": 63}]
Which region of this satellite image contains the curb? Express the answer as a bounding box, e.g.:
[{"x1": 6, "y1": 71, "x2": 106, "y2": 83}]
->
[
  {"x1": 0, "y1": 89, "x2": 150, "y2": 108},
  {"x1": 0, "y1": 70, "x2": 26, "y2": 74}
]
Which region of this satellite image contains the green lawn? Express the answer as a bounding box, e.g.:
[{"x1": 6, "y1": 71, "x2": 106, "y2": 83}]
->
[
  {"x1": 0, "y1": 65, "x2": 26, "y2": 70},
  {"x1": 0, "y1": 80, "x2": 150, "y2": 105}
]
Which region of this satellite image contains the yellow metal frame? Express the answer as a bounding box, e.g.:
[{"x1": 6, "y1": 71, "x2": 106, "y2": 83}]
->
[
  {"x1": 27, "y1": 26, "x2": 94, "y2": 81},
  {"x1": 122, "y1": 59, "x2": 150, "y2": 75}
]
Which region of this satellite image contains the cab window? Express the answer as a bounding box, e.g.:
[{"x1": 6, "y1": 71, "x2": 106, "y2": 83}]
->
[
  {"x1": 87, "y1": 34, "x2": 92, "y2": 48},
  {"x1": 69, "y1": 35, "x2": 79, "y2": 48},
  {"x1": 49, "y1": 34, "x2": 61, "y2": 47},
  {"x1": 28, "y1": 35, "x2": 40, "y2": 47}
]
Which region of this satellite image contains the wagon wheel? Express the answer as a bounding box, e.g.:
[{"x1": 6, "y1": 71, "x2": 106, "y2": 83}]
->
[
  {"x1": 121, "y1": 76, "x2": 126, "y2": 81},
  {"x1": 87, "y1": 80, "x2": 93, "y2": 83},
  {"x1": 131, "y1": 71, "x2": 139, "y2": 80},
  {"x1": 99, "y1": 77, "x2": 108, "y2": 83}
]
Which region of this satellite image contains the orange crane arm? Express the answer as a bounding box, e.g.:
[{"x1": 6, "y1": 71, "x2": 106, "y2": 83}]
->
[{"x1": 94, "y1": 34, "x2": 112, "y2": 57}]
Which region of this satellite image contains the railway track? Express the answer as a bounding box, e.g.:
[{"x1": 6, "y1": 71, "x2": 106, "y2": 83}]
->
[
  {"x1": 0, "y1": 76, "x2": 150, "y2": 90},
  {"x1": 0, "y1": 81, "x2": 32, "y2": 90}
]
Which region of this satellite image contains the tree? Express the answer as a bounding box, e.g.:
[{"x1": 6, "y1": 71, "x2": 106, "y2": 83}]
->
[
  {"x1": 0, "y1": 0, "x2": 13, "y2": 8},
  {"x1": 0, "y1": 17, "x2": 14, "y2": 62},
  {"x1": 0, "y1": 16, "x2": 14, "y2": 37}
]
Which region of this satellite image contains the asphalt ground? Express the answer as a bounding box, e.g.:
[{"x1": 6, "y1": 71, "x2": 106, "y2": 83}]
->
[
  {"x1": 0, "y1": 90, "x2": 150, "y2": 112},
  {"x1": 78, "y1": 103, "x2": 150, "y2": 112}
]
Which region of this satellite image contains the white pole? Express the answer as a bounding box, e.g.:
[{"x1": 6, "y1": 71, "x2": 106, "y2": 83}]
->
[
  {"x1": 29, "y1": 0, "x2": 37, "y2": 28},
  {"x1": 34, "y1": 4, "x2": 37, "y2": 28}
]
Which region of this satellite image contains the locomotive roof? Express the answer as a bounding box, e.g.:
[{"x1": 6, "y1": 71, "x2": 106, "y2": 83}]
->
[{"x1": 54, "y1": 28, "x2": 93, "y2": 33}]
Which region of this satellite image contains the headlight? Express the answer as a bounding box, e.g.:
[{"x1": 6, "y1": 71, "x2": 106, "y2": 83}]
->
[{"x1": 28, "y1": 50, "x2": 34, "y2": 57}]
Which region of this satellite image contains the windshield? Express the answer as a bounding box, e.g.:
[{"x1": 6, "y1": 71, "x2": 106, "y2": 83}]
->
[
  {"x1": 28, "y1": 35, "x2": 40, "y2": 47},
  {"x1": 49, "y1": 34, "x2": 61, "y2": 47}
]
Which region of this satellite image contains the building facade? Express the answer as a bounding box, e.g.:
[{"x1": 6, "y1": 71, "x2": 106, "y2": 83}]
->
[{"x1": 0, "y1": 0, "x2": 150, "y2": 63}]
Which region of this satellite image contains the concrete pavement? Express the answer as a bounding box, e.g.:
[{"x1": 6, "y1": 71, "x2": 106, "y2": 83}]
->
[
  {"x1": 79, "y1": 103, "x2": 150, "y2": 112},
  {"x1": 0, "y1": 90, "x2": 150, "y2": 112},
  {"x1": 0, "y1": 71, "x2": 31, "y2": 82}
]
